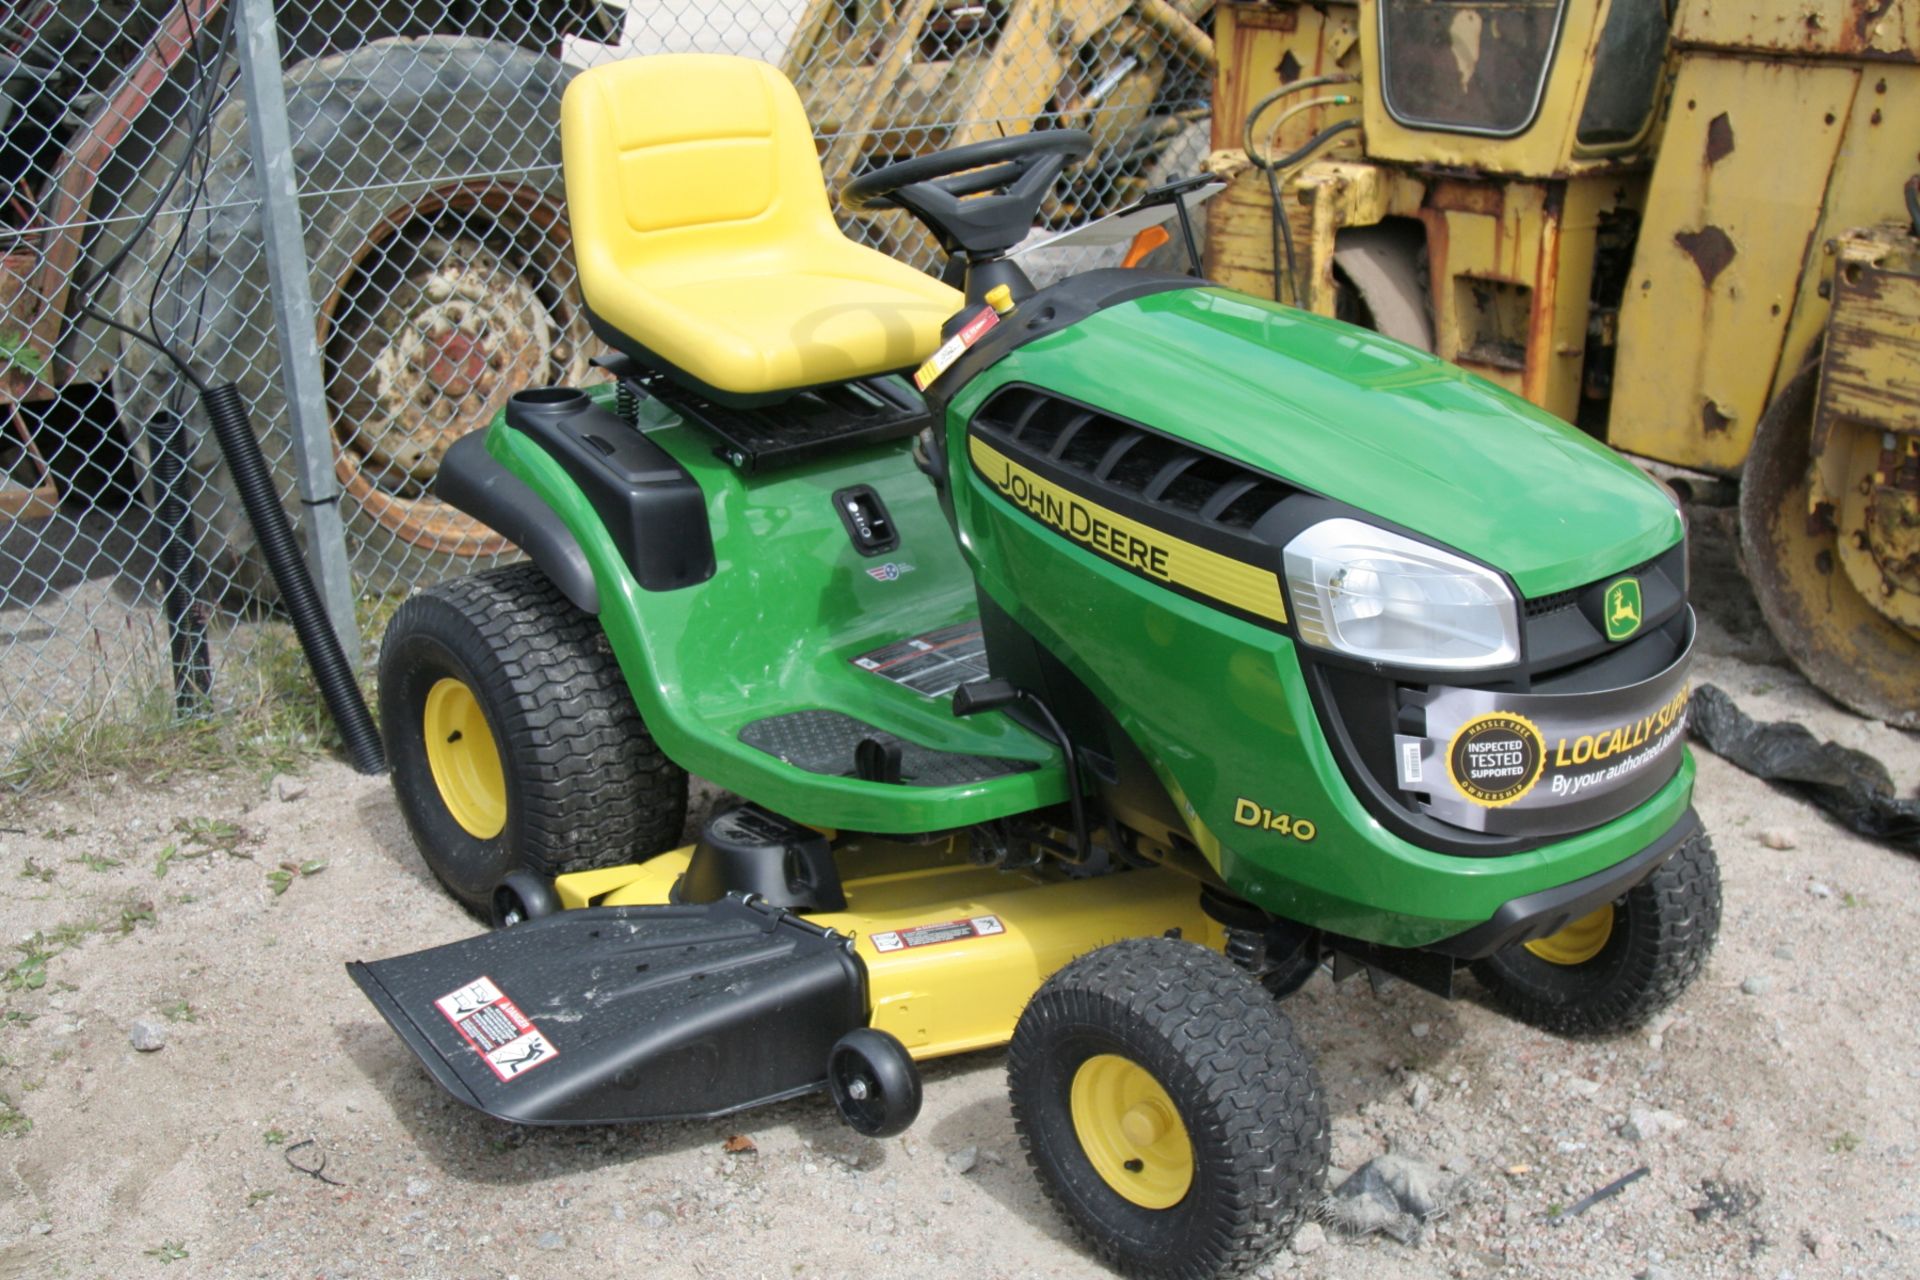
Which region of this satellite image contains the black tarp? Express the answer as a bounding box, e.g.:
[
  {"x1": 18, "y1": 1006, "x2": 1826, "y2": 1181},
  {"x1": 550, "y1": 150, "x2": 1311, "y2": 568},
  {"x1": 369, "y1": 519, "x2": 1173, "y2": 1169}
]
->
[{"x1": 1689, "y1": 684, "x2": 1920, "y2": 853}]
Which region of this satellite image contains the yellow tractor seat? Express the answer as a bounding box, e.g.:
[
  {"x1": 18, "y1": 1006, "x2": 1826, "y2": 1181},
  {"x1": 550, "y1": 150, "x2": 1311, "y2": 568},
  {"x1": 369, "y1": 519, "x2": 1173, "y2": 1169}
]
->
[{"x1": 561, "y1": 54, "x2": 962, "y2": 400}]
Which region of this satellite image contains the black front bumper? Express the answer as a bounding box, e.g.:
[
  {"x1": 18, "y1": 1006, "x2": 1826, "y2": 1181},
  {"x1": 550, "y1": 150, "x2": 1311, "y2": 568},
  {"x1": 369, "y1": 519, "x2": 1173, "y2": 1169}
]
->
[{"x1": 1426, "y1": 806, "x2": 1704, "y2": 960}]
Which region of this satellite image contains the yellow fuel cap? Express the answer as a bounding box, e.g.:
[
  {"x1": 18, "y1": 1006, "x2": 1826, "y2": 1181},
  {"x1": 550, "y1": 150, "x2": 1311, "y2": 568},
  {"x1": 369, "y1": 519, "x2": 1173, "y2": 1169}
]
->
[{"x1": 985, "y1": 284, "x2": 1015, "y2": 315}]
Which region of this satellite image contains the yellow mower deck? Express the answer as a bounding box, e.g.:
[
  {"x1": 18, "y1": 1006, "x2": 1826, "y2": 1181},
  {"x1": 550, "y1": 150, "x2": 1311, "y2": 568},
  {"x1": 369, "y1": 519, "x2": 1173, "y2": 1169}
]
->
[{"x1": 557, "y1": 842, "x2": 1226, "y2": 1061}]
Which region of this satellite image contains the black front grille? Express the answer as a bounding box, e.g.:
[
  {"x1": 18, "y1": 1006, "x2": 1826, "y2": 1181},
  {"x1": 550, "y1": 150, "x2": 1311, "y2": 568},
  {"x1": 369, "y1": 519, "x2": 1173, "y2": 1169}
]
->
[{"x1": 1522, "y1": 544, "x2": 1686, "y2": 686}]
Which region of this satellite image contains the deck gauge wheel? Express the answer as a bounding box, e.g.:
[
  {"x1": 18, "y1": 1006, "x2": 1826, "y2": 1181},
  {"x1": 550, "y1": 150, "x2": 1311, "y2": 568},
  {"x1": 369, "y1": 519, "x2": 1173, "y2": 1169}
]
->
[
  {"x1": 490, "y1": 871, "x2": 560, "y2": 929},
  {"x1": 828, "y1": 1028, "x2": 923, "y2": 1138}
]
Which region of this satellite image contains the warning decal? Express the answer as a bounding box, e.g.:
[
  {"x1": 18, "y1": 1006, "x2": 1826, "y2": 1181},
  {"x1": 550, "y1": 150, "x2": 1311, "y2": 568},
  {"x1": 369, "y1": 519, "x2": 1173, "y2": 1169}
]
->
[
  {"x1": 434, "y1": 976, "x2": 559, "y2": 1082},
  {"x1": 851, "y1": 621, "x2": 991, "y2": 699},
  {"x1": 869, "y1": 914, "x2": 1005, "y2": 954}
]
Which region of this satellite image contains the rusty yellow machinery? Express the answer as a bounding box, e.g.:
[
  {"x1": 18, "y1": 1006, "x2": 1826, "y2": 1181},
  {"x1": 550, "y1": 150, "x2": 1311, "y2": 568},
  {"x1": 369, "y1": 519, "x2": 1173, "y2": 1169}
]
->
[
  {"x1": 1203, "y1": 0, "x2": 1920, "y2": 727},
  {"x1": 787, "y1": 0, "x2": 1216, "y2": 262}
]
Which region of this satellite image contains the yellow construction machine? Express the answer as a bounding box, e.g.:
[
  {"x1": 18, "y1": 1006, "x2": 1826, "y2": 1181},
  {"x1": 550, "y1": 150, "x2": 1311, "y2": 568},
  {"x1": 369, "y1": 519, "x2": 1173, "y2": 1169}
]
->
[
  {"x1": 789, "y1": 0, "x2": 1216, "y2": 263},
  {"x1": 1203, "y1": 0, "x2": 1920, "y2": 727}
]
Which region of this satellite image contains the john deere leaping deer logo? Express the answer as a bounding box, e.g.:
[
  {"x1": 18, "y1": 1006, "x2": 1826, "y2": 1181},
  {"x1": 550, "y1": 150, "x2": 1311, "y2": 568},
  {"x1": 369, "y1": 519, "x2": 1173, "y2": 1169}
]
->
[{"x1": 1604, "y1": 577, "x2": 1643, "y2": 642}]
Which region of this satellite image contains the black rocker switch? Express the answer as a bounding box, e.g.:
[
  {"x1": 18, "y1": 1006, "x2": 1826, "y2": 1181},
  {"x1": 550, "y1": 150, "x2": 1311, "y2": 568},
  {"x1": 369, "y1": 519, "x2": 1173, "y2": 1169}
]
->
[{"x1": 834, "y1": 485, "x2": 899, "y2": 556}]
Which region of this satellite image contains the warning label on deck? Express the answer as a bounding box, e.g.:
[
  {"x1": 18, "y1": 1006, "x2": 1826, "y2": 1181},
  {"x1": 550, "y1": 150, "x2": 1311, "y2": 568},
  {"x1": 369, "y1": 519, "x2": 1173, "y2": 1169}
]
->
[
  {"x1": 434, "y1": 976, "x2": 559, "y2": 1082},
  {"x1": 851, "y1": 621, "x2": 991, "y2": 699},
  {"x1": 869, "y1": 914, "x2": 1005, "y2": 953}
]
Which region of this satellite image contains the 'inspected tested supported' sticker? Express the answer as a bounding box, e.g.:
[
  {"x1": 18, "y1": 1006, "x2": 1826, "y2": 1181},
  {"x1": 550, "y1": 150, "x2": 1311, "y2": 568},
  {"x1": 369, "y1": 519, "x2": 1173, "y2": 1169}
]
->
[{"x1": 434, "y1": 976, "x2": 559, "y2": 1082}]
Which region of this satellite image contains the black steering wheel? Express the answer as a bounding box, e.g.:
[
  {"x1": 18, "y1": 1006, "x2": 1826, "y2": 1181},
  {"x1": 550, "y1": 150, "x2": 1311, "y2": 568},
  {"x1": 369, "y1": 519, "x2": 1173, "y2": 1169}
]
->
[{"x1": 841, "y1": 130, "x2": 1093, "y2": 259}]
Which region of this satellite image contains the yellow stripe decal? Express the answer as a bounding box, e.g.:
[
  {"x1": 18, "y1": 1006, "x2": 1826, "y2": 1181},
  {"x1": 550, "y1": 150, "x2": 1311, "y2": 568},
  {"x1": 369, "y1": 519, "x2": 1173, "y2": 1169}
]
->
[{"x1": 970, "y1": 437, "x2": 1288, "y2": 624}]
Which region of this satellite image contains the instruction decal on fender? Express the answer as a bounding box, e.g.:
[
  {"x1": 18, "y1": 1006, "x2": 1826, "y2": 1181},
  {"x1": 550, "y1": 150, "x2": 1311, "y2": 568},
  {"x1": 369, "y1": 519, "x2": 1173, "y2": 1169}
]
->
[
  {"x1": 434, "y1": 976, "x2": 559, "y2": 1082},
  {"x1": 913, "y1": 307, "x2": 1000, "y2": 390},
  {"x1": 969, "y1": 437, "x2": 1288, "y2": 624},
  {"x1": 869, "y1": 914, "x2": 1005, "y2": 953}
]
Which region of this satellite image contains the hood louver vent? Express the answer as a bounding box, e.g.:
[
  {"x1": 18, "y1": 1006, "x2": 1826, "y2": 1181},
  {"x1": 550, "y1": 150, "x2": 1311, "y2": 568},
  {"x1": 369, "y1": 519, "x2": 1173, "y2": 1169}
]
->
[{"x1": 972, "y1": 386, "x2": 1293, "y2": 533}]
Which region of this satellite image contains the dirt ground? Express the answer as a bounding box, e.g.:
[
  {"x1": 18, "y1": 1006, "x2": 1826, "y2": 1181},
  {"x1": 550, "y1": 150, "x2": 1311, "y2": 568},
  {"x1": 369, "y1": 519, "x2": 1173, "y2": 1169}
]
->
[{"x1": 1, "y1": 502, "x2": 1917, "y2": 1280}]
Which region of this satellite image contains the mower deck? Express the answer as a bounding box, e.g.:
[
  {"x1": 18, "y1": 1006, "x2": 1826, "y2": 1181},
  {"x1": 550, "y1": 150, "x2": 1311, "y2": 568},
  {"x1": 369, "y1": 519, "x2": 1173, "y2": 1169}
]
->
[{"x1": 352, "y1": 839, "x2": 1225, "y2": 1127}]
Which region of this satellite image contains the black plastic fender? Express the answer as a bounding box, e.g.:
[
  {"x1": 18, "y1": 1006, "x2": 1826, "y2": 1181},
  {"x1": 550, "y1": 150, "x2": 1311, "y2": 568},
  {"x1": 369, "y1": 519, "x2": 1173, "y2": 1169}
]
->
[{"x1": 433, "y1": 431, "x2": 601, "y2": 615}]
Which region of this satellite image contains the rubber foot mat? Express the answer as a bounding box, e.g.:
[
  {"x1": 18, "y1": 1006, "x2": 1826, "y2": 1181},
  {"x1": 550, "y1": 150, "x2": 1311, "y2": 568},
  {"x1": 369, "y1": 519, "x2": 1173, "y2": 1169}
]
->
[{"x1": 739, "y1": 710, "x2": 1034, "y2": 787}]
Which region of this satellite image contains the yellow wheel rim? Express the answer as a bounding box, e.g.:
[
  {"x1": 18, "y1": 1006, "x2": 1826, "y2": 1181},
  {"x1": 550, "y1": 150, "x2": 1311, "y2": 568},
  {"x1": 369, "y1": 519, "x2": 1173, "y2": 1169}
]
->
[
  {"x1": 1069, "y1": 1053, "x2": 1194, "y2": 1209},
  {"x1": 423, "y1": 677, "x2": 507, "y2": 839},
  {"x1": 1524, "y1": 903, "x2": 1615, "y2": 966}
]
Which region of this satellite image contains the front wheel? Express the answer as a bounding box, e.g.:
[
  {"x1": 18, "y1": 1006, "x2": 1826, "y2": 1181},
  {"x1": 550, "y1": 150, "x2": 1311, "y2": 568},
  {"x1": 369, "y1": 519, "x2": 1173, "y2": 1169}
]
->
[
  {"x1": 1008, "y1": 938, "x2": 1329, "y2": 1280},
  {"x1": 1472, "y1": 830, "x2": 1722, "y2": 1036},
  {"x1": 379, "y1": 563, "x2": 687, "y2": 913}
]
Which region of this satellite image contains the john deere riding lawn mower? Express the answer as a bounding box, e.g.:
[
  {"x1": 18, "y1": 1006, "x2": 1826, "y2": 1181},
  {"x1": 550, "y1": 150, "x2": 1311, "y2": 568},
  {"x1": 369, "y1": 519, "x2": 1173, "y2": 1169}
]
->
[{"x1": 350, "y1": 52, "x2": 1721, "y2": 1279}]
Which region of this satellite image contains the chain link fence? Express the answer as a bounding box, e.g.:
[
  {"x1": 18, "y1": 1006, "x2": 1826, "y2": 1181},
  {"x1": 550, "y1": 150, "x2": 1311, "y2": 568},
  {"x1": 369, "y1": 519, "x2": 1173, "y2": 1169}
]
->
[{"x1": 0, "y1": 0, "x2": 1214, "y2": 783}]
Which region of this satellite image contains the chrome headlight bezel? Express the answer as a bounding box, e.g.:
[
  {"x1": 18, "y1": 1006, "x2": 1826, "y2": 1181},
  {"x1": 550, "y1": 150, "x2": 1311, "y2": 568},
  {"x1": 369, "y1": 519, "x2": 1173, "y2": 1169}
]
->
[{"x1": 1281, "y1": 518, "x2": 1522, "y2": 671}]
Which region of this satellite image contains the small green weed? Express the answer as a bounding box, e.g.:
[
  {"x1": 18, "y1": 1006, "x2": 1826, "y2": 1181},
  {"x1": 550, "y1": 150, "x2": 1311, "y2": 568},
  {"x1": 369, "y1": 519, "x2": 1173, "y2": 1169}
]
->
[
  {"x1": 72, "y1": 852, "x2": 122, "y2": 872},
  {"x1": 266, "y1": 860, "x2": 326, "y2": 897},
  {"x1": 1829, "y1": 1130, "x2": 1861, "y2": 1153},
  {"x1": 263, "y1": 1128, "x2": 287, "y2": 1146},
  {"x1": 174, "y1": 816, "x2": 249, "y2": 857},
  {"x1": 144, "y1": 1241, "x2": 188, "y2": 1263},
  {"x1": 159, "y1": 999, "x2": 197, "y2": 1024},
  {"x1": 0, "y1": 1093, "x2": 30, "y2": 1137},
  {"x1": 4, "y1": 937, "x2": 53, "y2": 992},
  {"x1": 18, "y1": 857, "x2": 54, "y2": 884}
]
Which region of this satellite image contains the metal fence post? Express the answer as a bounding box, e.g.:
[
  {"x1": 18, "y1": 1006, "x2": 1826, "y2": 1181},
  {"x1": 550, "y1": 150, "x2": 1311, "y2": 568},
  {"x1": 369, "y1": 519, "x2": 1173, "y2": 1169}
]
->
[{"x1": 231, "y1": 0, "x2": 361, "y2": 668}]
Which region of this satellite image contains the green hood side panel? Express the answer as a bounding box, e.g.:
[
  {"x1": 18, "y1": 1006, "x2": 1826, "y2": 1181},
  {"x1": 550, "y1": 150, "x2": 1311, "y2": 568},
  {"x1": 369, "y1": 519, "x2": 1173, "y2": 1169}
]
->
[
  {"x1": 949, "y1": 452, "x2": 1694, "y2": 946},
  {"x1": 949, "y1": 287, "x2": 1684, "y2": 599}
]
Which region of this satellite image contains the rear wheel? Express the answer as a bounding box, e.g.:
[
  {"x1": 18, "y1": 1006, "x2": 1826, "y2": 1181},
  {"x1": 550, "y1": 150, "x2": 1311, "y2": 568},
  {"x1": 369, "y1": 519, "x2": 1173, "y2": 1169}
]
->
[
  {"x1": 1472, "y1": 831, "x2": 1721, "y2": 1036},
  {"x1": 1008, "y1": 938, "x2": 1328, "y2": 1280},
  {"x1": 379, "y1": 562, "x2": 686, "y2": 912}
]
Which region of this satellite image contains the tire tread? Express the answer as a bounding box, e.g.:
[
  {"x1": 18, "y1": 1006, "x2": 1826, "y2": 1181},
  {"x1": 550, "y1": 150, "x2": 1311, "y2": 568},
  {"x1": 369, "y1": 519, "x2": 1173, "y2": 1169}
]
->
[{"x1": 1008, "y1": 938, "x2": 1329, "y2": 1280}]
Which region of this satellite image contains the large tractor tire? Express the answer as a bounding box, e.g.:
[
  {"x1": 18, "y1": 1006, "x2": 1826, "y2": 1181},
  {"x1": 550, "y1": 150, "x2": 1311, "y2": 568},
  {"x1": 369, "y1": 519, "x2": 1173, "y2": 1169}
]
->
[
  {"x1": 1739, "y1": 364, "x2": 1920, "y2": 729},
  {"x1": 112, "y1": 37, "x2": 594, "y2": 599}
]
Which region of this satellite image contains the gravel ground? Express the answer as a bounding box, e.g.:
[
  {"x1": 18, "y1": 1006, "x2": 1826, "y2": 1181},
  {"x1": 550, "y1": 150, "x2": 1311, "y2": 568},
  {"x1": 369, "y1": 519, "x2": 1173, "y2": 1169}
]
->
[{"x1": 1, "y1": 503, "x2": 1917, "y2": 1280}]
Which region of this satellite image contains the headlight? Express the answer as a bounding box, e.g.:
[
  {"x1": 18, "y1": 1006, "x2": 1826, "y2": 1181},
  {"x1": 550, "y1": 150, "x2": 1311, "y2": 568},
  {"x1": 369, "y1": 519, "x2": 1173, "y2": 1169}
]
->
[{"x1": 1282, "y1": 518, "x2": 1520, "y2": 670}]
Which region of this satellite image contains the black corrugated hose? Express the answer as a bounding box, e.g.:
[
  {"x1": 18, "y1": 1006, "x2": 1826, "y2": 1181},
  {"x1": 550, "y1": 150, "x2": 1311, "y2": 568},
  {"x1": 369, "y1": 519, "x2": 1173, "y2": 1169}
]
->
[{"x1": 201, "y1": 381, "x2": 386, "y2": 774}]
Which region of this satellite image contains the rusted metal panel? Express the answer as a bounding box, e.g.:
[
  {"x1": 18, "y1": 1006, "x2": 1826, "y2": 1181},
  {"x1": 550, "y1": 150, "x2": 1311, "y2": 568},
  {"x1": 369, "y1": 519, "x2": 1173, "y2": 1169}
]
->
[
  {"x1": 1673, "y1": 0, "x2": 1917, "y2": 62},
  {"x1": 1416, "y1": 176, "x2": 1613, "y2": 420},
  {"x1": 1768, "y1": 61, "x2": 1920, "y2": 407},
  {"x1": 1608, "y1": 55, "x2": 1857, "y2": 472},
  {"x1": 1204, "y1": 1, "x2": 1365, "y2": 300},
  {"x1": 1818, "y1": 234, "x2": 1920, "y2": 435},
  {"x1": 1816, "y1": 236, "x2": 1920, "y2": 632}
]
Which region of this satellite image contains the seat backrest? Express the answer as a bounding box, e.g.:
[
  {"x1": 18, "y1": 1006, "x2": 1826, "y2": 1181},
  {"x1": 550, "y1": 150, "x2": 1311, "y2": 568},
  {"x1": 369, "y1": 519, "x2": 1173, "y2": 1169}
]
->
[{"x1": 561, "y1": 55, "x2": 837, "y2": 296}]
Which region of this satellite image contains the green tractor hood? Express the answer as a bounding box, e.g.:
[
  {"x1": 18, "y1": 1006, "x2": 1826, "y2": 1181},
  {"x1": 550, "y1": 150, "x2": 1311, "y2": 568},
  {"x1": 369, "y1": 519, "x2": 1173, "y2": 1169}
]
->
[{"x1": 954, "y1": 286, "x2": 1682, "y2": 598}]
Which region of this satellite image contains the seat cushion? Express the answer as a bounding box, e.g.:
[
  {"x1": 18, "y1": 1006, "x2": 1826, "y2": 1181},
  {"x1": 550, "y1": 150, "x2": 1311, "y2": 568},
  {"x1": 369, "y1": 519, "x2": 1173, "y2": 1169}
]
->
[
  {"x1": 562, "y1": 54, "x2": 961, "y2": 396},
  {"x1": 591, "y1": 242, "x2": 960, "y2": 393}
]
